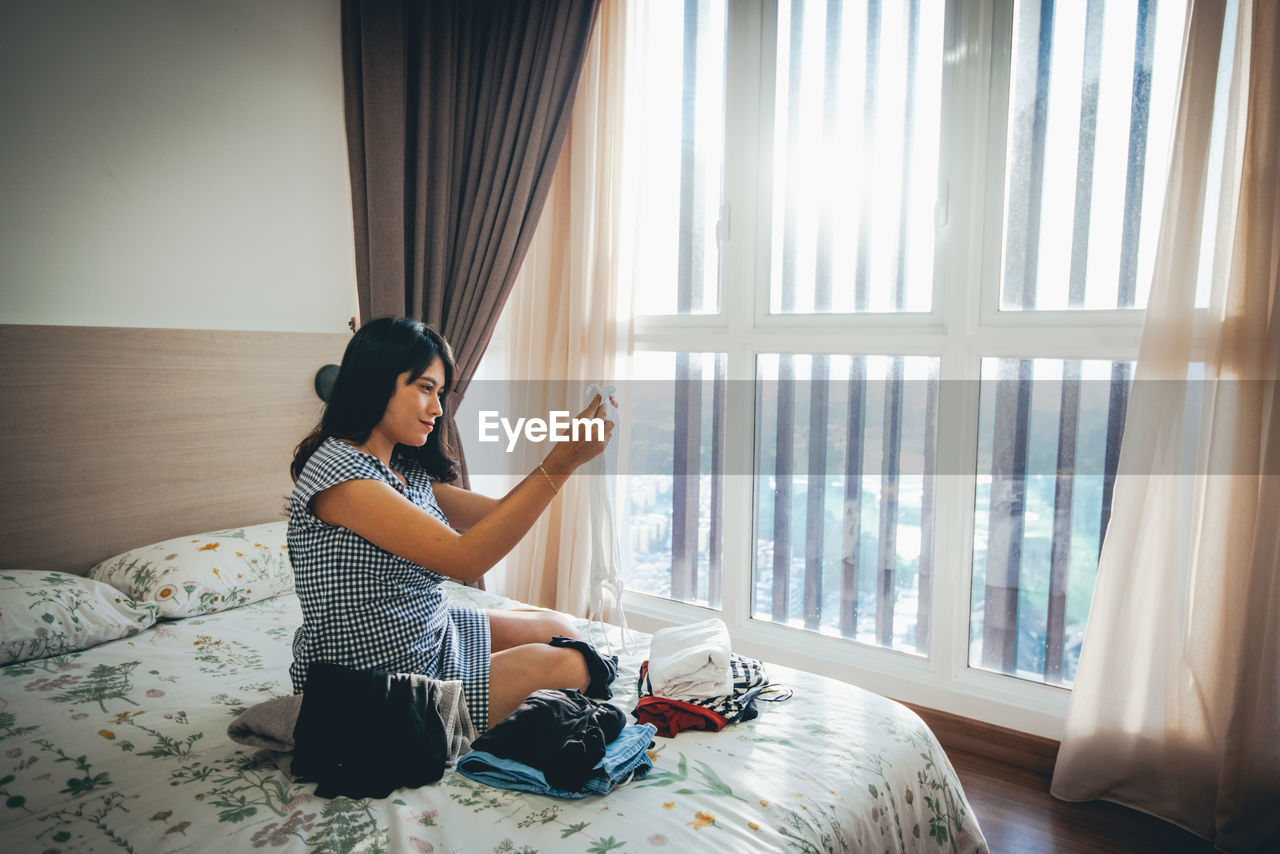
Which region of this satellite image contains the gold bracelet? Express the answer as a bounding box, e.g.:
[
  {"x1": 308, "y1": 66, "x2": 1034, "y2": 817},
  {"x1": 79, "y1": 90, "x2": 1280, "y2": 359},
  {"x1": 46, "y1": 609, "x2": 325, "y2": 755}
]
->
[{"x1": 536, "y1": 463, "x2": 559, "y2": 494}]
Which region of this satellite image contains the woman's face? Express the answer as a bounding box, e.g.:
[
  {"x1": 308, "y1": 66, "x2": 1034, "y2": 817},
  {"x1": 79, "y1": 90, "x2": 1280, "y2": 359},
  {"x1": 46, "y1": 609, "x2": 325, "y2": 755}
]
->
[{"x1": 376, "y1": 355, "x2": 447, "y2": 448}]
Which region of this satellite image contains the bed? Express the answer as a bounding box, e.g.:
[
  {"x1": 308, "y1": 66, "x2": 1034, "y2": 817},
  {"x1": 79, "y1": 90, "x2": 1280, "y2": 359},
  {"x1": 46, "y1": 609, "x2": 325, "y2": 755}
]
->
[
  {"x1": 0, "y1": 324, "x2": 987, "y2": 853},
  {"x1": 0, "y1": 543, "x2": 986, "y2": 853}
]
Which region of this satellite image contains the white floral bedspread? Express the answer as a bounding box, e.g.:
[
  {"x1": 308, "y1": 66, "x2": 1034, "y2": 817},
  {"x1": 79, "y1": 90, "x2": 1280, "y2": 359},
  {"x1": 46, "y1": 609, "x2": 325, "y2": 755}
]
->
[{"x1": 0, "y1": 583, "x2": 988, "y2": 853}]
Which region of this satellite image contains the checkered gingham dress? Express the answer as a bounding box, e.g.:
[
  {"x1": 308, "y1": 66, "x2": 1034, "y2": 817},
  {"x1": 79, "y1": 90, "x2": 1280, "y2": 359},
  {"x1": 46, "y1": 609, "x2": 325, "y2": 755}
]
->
[{"x1": 287, "y1": 437, "x2": 492, "y2": 730}]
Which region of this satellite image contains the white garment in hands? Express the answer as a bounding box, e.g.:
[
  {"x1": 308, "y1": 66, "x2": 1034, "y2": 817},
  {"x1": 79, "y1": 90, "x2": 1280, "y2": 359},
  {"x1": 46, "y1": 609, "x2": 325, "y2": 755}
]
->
[
  {"x1": 583, "y1": 383, "x2": 638, "y2": 656},
  {"x1": 646, "y1": 617, "x2": 733, "y2": 699}
]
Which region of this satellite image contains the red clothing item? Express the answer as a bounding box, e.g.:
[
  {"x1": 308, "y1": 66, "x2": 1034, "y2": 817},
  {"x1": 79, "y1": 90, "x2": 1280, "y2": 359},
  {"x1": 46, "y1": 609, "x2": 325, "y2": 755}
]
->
[
  {"x1": 634, "y1": 664, "x2": 730, "y2": 737},
  {"x1": 633, "y1": 696, "x2": 729, "y2": 738}
]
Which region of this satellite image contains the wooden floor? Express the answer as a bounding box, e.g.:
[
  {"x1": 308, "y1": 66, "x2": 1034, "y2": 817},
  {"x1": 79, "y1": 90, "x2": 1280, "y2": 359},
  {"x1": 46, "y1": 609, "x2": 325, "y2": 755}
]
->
[{"x1": 946, "y1": 748, "x2": 1217, "y2": 854}]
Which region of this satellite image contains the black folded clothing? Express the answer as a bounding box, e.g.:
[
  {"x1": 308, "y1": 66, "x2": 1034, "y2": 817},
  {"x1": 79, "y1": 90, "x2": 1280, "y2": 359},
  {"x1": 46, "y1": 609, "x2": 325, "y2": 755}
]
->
[
  {"x1": 471, "y1": 688, "x2": 626, "y2": 791},
  {"x1": 292, "y1": 661, "x2": 448, "y2": 799}
]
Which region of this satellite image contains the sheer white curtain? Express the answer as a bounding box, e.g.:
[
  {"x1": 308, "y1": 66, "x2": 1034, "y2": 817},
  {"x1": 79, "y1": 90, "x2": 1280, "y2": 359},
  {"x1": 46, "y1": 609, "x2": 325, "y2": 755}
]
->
[
  {"x1": 488, "y1": 0, "x2": 635, "y2": 615},
  {"x1": 1050, "y1": 2, "x2": 1279, "y2": 850}
]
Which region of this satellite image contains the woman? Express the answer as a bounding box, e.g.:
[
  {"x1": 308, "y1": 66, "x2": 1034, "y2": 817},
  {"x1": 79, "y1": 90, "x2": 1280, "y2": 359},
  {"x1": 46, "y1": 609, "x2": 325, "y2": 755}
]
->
[{"x1": 287, "y1": 317, "x2": 613, "y2": 732}]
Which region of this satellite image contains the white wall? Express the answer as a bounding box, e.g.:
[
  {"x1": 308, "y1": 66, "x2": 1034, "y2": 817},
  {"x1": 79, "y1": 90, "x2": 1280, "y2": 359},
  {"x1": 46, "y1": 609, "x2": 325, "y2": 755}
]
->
[{"x1": 0, "y1": 0, "x2": 357, "y2": 333}]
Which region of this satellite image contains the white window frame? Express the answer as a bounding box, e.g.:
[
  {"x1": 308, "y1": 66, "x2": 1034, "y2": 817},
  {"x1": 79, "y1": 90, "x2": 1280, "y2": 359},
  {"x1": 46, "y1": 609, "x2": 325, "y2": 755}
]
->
[{"x1": 619, "y1": 0, "x2": 1156, "y2": 739}]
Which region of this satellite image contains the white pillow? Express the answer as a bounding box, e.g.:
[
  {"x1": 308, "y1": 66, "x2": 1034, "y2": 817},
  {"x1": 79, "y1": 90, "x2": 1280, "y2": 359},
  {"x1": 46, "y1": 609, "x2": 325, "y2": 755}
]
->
[
  {"x1": 0, "y1": 571, "x2": 159, "y2": 665},
  {"x1": 88, "y1": 521, "x2": 293, "y2": 619}
]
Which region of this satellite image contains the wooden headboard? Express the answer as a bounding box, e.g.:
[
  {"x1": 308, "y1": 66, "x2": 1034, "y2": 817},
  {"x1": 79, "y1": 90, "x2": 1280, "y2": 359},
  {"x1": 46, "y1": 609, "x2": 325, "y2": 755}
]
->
[{"x1": 0, "y1": 324, "x2": 350, "y2": 574}]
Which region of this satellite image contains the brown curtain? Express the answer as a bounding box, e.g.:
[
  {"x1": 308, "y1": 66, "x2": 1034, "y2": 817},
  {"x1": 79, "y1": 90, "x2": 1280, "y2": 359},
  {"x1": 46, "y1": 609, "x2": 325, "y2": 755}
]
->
[{"x1": 342, "y1": 0, "x2": 601, "y2": 486}]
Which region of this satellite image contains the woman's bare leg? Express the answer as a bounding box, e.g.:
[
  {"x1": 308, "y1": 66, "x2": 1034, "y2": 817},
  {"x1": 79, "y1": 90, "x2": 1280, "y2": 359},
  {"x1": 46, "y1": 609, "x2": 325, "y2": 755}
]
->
[
  {"x1": 487, "y1": 608, "x2": 581, "y2": 653},
  {"x1": 487, "y1": 643, "x2": 590, "y2": 727},
  {"x1": 483, "y1": 610, "x2": 589, "y2": 727}
]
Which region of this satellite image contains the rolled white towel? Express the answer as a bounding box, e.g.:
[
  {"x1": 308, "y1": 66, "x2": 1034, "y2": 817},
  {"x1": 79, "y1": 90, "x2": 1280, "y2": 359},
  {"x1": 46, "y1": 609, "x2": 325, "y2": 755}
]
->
[{"x1": 647, "y1": 617, "x2": 733, "y2": 699}]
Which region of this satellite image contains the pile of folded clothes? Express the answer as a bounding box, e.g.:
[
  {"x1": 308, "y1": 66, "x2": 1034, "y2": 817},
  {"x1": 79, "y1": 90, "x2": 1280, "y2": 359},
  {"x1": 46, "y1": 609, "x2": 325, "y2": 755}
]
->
[
  {"x1": 633, "y1": 617, "x2": 791, "y2": 737},
  {"x1": 226, "y1": 627, "x2": 786, "y2": 800},
  {"x1": 455, "y1": 635, "x2": 656, "y2": 798},
  {"x1": 456, "y1": 688, "x2": 656, "y2": 798},
  {"x1": 229, "y1": 637, "x2": 652, "y2": 801}
]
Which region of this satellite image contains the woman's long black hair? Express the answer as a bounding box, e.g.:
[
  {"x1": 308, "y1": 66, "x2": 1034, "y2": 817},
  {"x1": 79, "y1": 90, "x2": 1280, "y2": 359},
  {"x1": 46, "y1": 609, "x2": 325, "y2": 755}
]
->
[{"x1": 291, "y1": 317, "x2": 459, "y2": 483}]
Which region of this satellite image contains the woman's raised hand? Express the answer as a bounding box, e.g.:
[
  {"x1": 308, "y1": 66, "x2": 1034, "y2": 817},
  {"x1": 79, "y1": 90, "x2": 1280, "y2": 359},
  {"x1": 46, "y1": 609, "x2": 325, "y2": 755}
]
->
[{"x1": 542, "y1": 393, "x2": 615, "y2": 475}]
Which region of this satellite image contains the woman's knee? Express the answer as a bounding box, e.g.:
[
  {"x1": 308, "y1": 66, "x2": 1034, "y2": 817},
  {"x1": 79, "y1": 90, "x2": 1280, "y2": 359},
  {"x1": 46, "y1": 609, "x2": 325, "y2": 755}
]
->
[{"x1": 543, "y1": 611, "x2": 581, "y2": 640}]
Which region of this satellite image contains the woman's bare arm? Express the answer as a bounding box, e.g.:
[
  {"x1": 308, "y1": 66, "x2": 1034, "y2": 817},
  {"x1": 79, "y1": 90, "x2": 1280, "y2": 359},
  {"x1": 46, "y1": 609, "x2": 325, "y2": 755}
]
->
[
  {"x1": 432, "y1": 392, "x2": 620, "y2": 531},
  {"x1": 311, "y1": 396, "x2": 612, "y2": 584},
  {"x1": 430, "y1": 482, "x2": 500, "y2": 530}
]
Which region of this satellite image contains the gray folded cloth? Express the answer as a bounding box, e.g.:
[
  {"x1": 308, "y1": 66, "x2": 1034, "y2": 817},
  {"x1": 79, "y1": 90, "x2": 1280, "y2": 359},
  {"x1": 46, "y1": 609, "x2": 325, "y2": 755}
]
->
[
  {"x1": 227, "y1": 678, "x2": 477, "y2": 778},
  {"x1": 433, "y1": 679, "x2": 479, "y2": 758},
  {"x1": 228, "y1": 694, "x2": 304, "y2": 753},
  {"x1": 226, "y1": 694, "x2": 304, "y2": 775}
]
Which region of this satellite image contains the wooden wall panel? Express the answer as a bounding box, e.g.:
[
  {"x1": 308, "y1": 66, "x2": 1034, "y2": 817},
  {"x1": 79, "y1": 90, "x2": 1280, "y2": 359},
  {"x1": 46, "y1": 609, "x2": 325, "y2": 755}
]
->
[{"x1": 0, "y1": 324, "x2": 349, "y2": 573}]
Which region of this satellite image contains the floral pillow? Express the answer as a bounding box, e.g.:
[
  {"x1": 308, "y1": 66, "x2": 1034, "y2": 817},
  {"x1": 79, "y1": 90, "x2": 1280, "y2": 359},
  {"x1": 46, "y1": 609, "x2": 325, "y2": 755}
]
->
[
  {"x1": 0, "y1": 571, "x2": 159, "y2": 665},
  {"x1": 88, "y1": 521, "x2": 293, "y2": 619}
]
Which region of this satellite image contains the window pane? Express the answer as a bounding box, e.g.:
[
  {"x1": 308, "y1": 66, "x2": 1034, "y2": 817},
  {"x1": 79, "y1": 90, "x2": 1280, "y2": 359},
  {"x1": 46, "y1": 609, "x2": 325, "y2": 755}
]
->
[
  {"x1": 999, "y1": 0, "x2": 1186, "y2": 310},
  {"x1": 769, "y1": 0, "x2": 943, "y2": 314},
  {"x1": 970, "y1": 358, "x2": 1134, "y2": 685},
  {"x1": 753, "y1": 354, "x2": 939, "y2": 654},
  {"x1": 625, "y1": 0, "x2": 726, "y2": 316},
  {"x1": 621, "y1": 352, "x2": 726, "y2": 606}
]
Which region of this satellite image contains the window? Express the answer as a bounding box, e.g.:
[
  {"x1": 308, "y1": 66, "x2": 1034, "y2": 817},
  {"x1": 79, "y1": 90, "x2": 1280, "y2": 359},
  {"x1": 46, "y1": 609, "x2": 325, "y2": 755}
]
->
[
  {"x1": 971, "y1": 357, "x2": 1133, "y2": 685},
  {"x1": 999, "y1": 0, "x2": 1184, "y2": 312},
  {"x1": 618, "y1": 0, "x2": 1193, "y2": 733},
  {"x1": 624, "y1": 351, "x2": 726, "y2": 606}
]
